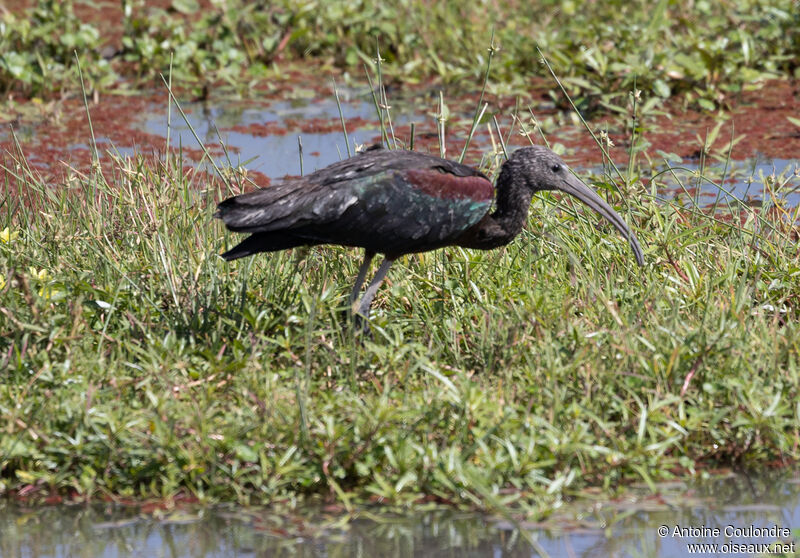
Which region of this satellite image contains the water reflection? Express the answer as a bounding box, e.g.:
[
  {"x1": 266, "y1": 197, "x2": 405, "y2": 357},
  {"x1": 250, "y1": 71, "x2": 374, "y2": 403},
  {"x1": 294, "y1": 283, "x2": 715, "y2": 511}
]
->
[{"x1": 1, "y1": 473, "x2": 798, "y2": 558}]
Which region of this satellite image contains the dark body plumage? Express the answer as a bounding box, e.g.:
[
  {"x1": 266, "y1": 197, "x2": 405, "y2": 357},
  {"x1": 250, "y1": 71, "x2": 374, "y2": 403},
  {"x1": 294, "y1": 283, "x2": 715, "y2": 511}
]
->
[
  {"x1": 217, "y1": 146, "x2": 495, "y2": 259},
  {"x1": 216, "y1": 144, "x2": 644, "y2": 317}
]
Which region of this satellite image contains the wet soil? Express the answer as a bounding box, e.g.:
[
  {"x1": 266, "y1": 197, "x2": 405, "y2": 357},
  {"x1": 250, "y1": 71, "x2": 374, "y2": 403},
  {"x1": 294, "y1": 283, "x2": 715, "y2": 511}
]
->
[{"x1": 2, "y1": 76, "x2": 799, "y2": 186}]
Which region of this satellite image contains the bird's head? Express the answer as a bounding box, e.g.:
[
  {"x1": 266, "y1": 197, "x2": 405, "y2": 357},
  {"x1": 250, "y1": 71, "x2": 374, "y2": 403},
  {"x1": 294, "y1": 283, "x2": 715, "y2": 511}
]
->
[{"x1": 502, "y1": 145, "x2": 644, "y2": 265}]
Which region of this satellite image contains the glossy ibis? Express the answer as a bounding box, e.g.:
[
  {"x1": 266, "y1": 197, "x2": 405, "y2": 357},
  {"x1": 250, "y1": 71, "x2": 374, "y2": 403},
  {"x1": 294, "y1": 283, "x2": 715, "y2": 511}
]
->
[{"x1": 216, "y1": 144, "x2": 644, "y2": 318}]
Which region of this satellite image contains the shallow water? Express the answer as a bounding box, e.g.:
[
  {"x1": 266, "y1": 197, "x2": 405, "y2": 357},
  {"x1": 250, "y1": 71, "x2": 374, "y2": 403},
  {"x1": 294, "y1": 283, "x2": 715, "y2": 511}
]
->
[
  {"x1": 142, "y1": 95, "x2": 800, "y2": 209},
  {"x1": 651, "y1": 157, "x2": 800, "y2": 209},
  {"x1": 1, "y1": 84, "x2": 798, "y2": 209},
  {"x1": 2, "y1": 473, "x2": 798, "y2": 558},
  {"x1": 140, "y1": 94, "x2": 421, "y2": 180}
]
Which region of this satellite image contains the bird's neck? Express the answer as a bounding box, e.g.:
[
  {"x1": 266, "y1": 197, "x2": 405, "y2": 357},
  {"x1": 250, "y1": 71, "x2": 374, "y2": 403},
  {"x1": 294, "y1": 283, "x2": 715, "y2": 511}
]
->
[
  {"x1": 457, "y1": 169, "x2": 533, "y2": 250},
  {"x1": 493, "y1": 172, "x2": 534, "y2": 235}
]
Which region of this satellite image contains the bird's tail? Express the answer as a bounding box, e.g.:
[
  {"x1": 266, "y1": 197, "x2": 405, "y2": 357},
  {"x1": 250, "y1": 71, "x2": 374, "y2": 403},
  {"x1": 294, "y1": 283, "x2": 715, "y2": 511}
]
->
[
  {"x1": 213, "y1": 199, "x2": 265, "y2": 233},
  {"x1": 220, "y1": 232, "x2": 308, "y2": 260}
]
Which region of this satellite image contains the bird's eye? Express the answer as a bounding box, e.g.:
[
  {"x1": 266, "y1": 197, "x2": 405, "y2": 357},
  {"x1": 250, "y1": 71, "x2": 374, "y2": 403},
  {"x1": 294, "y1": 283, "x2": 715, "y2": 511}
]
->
[{"x1": 551, "y1": 164, "x2": 562, "y2": 173}]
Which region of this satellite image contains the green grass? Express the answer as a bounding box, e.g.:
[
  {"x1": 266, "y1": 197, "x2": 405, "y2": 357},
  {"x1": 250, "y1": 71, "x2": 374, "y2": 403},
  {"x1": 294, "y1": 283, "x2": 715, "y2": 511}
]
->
[{"x1": 1, "y1": 93, "x2": 798, "y2": 515}]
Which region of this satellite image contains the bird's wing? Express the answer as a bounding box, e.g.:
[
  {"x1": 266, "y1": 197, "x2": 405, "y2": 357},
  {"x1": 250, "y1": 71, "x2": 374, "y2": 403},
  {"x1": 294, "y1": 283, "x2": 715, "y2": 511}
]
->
[
  {"x1": 215, "y1": 179, "x2": 361, "y2": 233},
  {"x1": 216, "y1": 149, "x2": 494, "y2": 254},
  {"x1": 296, "y1": 166, "x2": 494, "y2": 255},
  {"x1": 215, "y1": 150, "x2": 398, "y2": 233}
]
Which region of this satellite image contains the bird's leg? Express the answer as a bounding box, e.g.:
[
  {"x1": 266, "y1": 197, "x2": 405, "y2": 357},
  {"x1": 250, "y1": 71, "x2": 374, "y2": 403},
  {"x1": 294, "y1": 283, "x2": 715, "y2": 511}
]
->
[
  {"x1": 349, "y1": 250, "x2": 375, "y2": 308},
  {"x1": 354, "y1": 257, "x2": 394, "y2": 318}
]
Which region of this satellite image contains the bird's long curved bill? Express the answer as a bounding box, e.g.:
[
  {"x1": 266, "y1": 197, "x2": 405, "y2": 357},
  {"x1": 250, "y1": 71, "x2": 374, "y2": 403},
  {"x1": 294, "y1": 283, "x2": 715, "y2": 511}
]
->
[{"x1": 557, "y1": 174, "x2": 645, "y2": 265}]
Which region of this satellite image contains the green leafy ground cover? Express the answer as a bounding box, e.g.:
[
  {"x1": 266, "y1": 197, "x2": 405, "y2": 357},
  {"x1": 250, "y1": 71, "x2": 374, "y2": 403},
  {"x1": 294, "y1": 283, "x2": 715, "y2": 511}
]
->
[
  {"x1": 1, "y1": 0, "x2": 799, "y2": 109},
  {"x1": 0, "y1": 0, "x2": 798, "y2": 519},
  {"x1": 1, "y1": 117, "x2": 798, "y2": 512}
]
